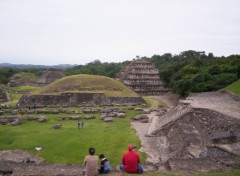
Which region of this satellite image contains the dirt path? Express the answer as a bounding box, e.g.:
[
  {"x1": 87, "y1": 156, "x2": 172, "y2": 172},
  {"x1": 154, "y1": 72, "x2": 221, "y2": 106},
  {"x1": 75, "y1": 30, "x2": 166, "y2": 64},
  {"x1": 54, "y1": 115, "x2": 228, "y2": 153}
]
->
[{"x1": 131, "y1": 92, "x2": 179, "y2": 166}]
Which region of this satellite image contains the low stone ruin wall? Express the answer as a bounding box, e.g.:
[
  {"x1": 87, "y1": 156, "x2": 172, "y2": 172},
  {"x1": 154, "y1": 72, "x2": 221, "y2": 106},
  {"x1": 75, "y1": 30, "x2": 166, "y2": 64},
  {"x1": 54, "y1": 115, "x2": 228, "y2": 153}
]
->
[
  {"x1": 17, "y1": 93, "x2": 145, "y2": 107},
  {"x1": 0, "y1": 88, "x2": 8, "y2": 102}
]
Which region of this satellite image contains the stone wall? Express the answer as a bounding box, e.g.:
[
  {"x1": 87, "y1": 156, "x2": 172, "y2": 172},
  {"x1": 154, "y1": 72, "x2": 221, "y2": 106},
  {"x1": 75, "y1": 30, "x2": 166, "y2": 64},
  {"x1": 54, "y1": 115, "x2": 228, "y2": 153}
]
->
[
  {"x1": 155, "y1": 108, "x2": 240, "y2": 161},
  {"x1": 0, "y1": 88, "x2": 8, "y2": 102},
  {"x1": 17, "y1": 93, "x2": 145, "y2": 107}
]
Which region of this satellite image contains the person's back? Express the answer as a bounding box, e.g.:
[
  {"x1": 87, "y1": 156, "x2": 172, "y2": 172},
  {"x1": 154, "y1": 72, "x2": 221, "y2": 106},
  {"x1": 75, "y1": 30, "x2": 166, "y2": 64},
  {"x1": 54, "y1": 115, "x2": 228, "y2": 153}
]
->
[
  {"x1": 84, "y1": 147, "x2": 98, "y2": 176},
  {"x1": 120, "y1": 145, "x2": 143, "y2": 173},
  {"x1": 98, "y1": 154, "x2": 111, "y2": 174},
  {"x1": 122, "y1": 150, "x2": 139, "y2": 173}
]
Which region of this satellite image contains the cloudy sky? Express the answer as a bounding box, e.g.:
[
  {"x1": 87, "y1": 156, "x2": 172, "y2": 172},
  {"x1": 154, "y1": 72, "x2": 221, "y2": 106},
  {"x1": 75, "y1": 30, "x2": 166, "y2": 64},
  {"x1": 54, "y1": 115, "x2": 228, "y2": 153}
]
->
[{"x1": 0, "y1": 0, "x2": 239, "y2": 65}]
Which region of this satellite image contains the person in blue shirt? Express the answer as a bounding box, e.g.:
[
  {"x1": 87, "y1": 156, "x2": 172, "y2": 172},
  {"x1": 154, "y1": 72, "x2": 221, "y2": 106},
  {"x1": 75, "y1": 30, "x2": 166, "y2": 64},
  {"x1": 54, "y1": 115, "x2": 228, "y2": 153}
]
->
[{"x1": 98, "y1": 154, "x2": 110, "y2": 174}]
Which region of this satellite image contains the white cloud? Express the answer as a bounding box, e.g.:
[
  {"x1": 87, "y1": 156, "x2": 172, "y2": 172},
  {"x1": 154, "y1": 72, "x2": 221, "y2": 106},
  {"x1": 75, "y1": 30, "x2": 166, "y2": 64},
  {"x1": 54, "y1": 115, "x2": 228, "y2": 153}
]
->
[{"x1": 0, "y1": 0, "x2": 239, "y2": 65}]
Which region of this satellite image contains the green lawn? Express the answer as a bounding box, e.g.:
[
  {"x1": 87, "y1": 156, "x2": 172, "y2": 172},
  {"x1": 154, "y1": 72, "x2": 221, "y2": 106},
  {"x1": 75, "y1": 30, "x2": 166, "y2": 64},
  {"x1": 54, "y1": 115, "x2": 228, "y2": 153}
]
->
[
  {"x1": 0, "y1": 110, "x2": 144, "y2": 165},
  {"x1": 143, "y1": 96, "x2": 166, "y2": 109},
  {"x1": 11, "y1": 85, "x2": 40, "y2": 92},
  {"x1": 224, "y1": 79, "x2": 240, "y2": 95}
]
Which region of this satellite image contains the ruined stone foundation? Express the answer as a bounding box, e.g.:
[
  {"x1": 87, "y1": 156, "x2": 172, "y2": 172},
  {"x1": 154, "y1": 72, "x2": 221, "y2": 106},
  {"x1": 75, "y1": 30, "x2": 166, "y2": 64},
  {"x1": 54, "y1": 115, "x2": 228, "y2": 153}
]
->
[{"x1": 17, "y1": 93, "x2": 145, "y2": 107}]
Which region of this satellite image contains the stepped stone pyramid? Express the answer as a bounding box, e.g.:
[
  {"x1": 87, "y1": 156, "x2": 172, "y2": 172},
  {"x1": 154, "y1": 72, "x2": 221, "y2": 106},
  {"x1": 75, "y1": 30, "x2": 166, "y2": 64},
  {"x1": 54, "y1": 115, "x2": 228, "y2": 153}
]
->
[
  {"x1": 116, "y1": 58, "x2": 168, "y2": 95},
  {"x1": 37, "y1": 70, "x2": 65, "y2": 85}
]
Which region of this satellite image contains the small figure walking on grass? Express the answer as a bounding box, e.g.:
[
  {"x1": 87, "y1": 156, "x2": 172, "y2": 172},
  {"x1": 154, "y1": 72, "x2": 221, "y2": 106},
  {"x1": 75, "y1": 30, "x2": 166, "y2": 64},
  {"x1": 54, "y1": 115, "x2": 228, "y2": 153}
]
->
[
  {"x1": 78, "y1": 120, "x2": 81, "y2": 129},
  {"x1": 81, "y1": 121, "x2": 84, "y2": 128}
]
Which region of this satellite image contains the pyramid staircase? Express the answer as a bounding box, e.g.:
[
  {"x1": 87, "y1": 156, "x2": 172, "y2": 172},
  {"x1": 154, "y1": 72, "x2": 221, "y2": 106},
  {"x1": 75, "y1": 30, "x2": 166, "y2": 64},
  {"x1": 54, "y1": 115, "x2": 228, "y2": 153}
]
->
[{"x1": 146, "y1": 103, "x2": 193, "y2": 136}]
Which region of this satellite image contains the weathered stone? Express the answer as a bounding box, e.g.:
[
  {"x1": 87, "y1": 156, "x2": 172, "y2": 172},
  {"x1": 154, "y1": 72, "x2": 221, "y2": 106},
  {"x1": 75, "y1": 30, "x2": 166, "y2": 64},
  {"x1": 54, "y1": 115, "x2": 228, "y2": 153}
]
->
[
  {"x1": 11, "y1": 119, "x2": 22, "y2": 126},
  {"x1": 11, "y1": 110, "x2": 18, "y2": 115},
  {"x1": 53, "y1": 124, "x2": 62, "y2": 129},
  {"x1": 25, "y1": 116, "x2": 38, "y2": 121},
  {"x1": 132, "y1": 115, "x2": 141, "y2": 120},
  {"x1": 0, "y1": 87, "x2": 8, "y2": 102},
  {"x1": 50, "y1": 110, "x2": 60, "y2": 114},
  {"x1": 57, "y1": 117, "x2": 66, "y2": 121},
  {"x1": 17, "y1": 93, "x2": 145, "y2": 107},
  {"x1": 66, "y1": 110, "x2": 74, "y2": 114},
  {"x1": 37, "y1": 116, "x2": 48, "y2": 122},
  {"x1": 135, "y1": 108, "x2": 144, "y2": 111},
  {"x1": 82, "y1": 108, "x2": 92, "y2": 113},
  {"x1": 84, "y1": 115, "x2": 96, "y2": 120},
  {"x1": 26, "y1": 110, "x2": 35, "y2": 114},
  {"x1": 117, "y1": 113, "x2": 126, "y2": 118},
  {"x1": 19, "y1": 110, "x2": 27, "y2": 114},
  {"x1": 118, "y1": 108, "x2": 126, "y2": 113},
  {"x1": 0, "y1": 116, "x2": 20, "y2": 125},
  {"x1": 103, "y1": 117, "x2": 113, "y2": 122},
  {"x1": 128, "y1": 106, "x2": 135, "y2": 110},
  {"x1": 0, "y1": 166, "x2": 13, "y2": 175},
  {"x1": 0, "y1": 110, "x2": 4, "y2": 115},
  {"x1": 143, "y1": 109, "x2": 151, "y2": 114},
  {"x1": 68, "y1": 116, "x2": 81, "y2": 120},
  {"x1": 140, "y1": 118, "x2": 149, "y2": 123}
]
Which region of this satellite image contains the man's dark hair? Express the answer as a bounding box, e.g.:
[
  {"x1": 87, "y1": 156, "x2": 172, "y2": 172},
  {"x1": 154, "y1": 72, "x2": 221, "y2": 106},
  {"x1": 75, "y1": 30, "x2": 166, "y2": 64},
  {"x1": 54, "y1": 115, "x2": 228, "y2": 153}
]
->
[
  {"x1": 89, "y1": 147, "x2": 95, "y2": 155},
  {"x1": 99, "y1": 154, "x2": 105, "y2": 159}
]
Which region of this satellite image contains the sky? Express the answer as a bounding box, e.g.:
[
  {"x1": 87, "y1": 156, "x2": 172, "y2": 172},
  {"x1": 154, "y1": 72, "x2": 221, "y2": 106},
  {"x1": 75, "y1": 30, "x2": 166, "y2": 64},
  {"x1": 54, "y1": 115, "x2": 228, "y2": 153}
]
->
[{"x1": 0, "y1": 0, "x2": 240, "y2": 65}]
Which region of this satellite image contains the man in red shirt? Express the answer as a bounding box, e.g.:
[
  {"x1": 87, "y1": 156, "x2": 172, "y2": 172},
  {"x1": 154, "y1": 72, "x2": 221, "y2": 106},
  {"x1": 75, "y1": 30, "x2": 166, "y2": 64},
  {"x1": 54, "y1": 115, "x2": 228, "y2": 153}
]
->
[{"x1": 120, "y1": 145, "x2": 143, "y2": 173}]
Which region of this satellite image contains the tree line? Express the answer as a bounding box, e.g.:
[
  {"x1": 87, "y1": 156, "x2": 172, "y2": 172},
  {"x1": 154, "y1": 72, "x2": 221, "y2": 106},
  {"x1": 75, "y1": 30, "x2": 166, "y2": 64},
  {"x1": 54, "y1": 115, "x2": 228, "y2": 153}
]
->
[
  {"x1": 0, "y1": 50, "x2": 239, "y2": 96},
  {"x1": 150, "y1": 51, "x2": 240, "y2": 96}
]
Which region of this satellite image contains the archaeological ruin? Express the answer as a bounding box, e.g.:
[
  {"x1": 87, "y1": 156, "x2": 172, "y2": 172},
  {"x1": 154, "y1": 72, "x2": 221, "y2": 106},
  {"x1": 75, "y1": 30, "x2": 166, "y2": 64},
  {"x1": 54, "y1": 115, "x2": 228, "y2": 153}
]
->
[
  {"x1": 16, "y1": 93, "x2": 146, "y2": 107},
  {"x1": 0, "y1": 87, "x2": 8, "y2": 102},
  {"x1": 36, "y1": 70, "x2": 65, "y2": 86},
  {"x1": 116, "y1": 58, "x2": 168, "y2": 95},
  {"x1": 136, "y1": 91, "x2": 240, "y2": 172}
]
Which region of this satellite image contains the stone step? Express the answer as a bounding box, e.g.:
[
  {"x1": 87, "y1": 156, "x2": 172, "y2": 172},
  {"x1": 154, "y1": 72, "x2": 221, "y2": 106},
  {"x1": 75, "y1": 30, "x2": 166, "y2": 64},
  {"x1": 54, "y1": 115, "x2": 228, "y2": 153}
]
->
[{"x1": 146, "y1": 104, "x2": 192, "y2": 136}]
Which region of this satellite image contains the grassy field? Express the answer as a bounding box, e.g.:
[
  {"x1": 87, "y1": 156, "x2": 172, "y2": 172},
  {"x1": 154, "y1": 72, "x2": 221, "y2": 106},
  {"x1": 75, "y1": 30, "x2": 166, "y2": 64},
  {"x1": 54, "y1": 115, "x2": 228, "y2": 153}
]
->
[
  {"x1": 11, "y1": 85, "x2": 40, "y2": 92},
  {"x1": 0, "y1": 108, "x2": 144, "y2": 165},
  {"x1": 143, "y1": 96, "x2": 166, "y2": 109},
  {"x1": 224, "y1": 79, "x2": 240, "y2": 95}
]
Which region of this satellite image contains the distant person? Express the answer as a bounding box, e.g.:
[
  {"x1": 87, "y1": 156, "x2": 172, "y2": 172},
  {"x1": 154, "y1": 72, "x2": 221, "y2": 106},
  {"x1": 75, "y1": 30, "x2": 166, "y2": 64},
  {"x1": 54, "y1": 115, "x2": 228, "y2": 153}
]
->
[
  {"x1": 78, "y1": 120, "x2": 80, "y2": 129},
  {"x1": 120, "y1": 145, "x2": 143, "y2": 174},
  {"x1": 83, "y1": 147, "x2": 98, "y2": 176},
  {"x1": 98, "y1": 154, "x2": 111, "y2": 174},
  {"x1": 81, "y1": 121, "x2": 84, "y2": 128}
]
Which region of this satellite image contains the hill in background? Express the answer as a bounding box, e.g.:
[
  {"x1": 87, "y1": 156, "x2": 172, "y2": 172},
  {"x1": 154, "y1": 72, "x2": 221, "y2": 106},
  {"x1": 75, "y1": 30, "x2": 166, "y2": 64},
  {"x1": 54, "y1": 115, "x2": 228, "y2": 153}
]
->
[{"x1": 0, "y1": 63, "x2": 76, "y2": 70}]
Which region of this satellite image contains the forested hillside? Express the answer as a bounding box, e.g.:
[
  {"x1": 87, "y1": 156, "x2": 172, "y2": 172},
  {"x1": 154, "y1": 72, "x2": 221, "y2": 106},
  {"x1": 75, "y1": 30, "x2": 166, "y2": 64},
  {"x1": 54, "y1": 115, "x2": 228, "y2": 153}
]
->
[
  {"x1": 1, "y1": 50, "x2": 239, "y2": 96},
  {"x1": 150, "y1": 50, "x2": 240, "y2": 96}
]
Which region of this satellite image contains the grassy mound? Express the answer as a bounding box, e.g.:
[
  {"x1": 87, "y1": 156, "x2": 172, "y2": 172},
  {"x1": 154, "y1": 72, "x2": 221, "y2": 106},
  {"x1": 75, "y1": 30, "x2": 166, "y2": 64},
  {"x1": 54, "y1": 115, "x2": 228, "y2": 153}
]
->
[
  {"x1": 33, "y1": 74, "x2": 137, "y2": 97},
  {"x1": 223, "y1": 79, "x2": 240, "y2": 95}
]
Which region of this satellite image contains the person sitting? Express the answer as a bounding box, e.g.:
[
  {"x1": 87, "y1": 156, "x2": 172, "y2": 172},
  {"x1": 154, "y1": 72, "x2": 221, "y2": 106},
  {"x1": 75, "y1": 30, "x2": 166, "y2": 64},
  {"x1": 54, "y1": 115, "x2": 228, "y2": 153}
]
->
[
  {"x1": 83, "y1": 147, "x2": 98, "y2": 176},
  {"x1": 120, "y1": 145, "x2": 143, "y2": 174},
  {"x1": 98, "y1": 154, "x2": 111, "y2": 174}
]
